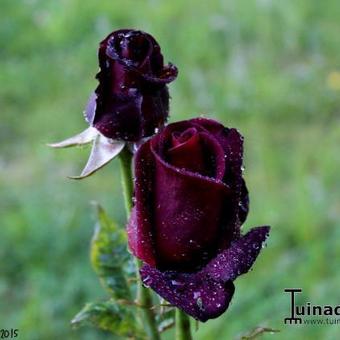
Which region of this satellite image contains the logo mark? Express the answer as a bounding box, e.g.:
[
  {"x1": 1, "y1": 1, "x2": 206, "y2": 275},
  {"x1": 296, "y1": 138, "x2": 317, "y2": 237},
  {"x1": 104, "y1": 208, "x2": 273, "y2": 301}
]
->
[{"x1": 284, "y1": 288, "x2": 302, "y2": 324}]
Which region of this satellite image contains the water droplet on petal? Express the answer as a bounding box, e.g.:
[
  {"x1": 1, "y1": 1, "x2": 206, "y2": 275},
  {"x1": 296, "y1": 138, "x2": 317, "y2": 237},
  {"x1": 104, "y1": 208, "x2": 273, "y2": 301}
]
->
[{"x1": 193, "y1": 291, "x2": 201, "y2": 299}]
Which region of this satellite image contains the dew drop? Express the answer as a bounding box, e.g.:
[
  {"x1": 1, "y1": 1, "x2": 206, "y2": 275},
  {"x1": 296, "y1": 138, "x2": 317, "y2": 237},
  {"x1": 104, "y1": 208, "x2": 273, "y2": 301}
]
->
[
  {"x1": 196, "y1": 297, "x2": 204, "y2": 310},
  {"x1": 193, "y1": 291, "x2": 201, "y2": 299},
  {"x1": 142, "y1": 275, "x2": 152, "y2": 288},
  {"x1": 171, "y1": 280, "x2": 184, "y2": 287}
]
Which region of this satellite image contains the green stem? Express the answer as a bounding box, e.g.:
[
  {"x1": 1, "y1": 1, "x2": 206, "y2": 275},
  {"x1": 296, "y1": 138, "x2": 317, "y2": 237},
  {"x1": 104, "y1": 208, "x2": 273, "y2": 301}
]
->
[
  {"x1": 119, "y1": 146, "x2": 161, "y2": 340},
  {"x1": 119, "y1": 146, "x2": 134, "y2": 214},
  {"x1": 176, "y1": 309, "x2": 192, "y2": 340}
]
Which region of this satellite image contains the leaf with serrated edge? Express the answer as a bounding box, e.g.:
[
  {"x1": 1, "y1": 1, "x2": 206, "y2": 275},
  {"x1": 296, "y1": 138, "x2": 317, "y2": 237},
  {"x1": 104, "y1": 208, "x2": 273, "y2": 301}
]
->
[
  {"x1": 71, "y1": 300, "x2": 144, "y2": 337},
  {"x1": 47, "y1": 127, "x2": 98, "y2": 148},
  {"x1": 69, "y1": 135, "x2": 125, "y2": 179},
  {"x1": 90, "y1": 203, "x2": 131, "y2": 299}
]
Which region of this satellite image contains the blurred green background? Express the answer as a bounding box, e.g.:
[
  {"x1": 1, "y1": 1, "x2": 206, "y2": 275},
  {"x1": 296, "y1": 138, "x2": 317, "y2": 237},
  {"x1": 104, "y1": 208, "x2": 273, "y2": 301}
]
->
[{"x1": 1, "y1": 0, "x2": 339, "y2": 339}]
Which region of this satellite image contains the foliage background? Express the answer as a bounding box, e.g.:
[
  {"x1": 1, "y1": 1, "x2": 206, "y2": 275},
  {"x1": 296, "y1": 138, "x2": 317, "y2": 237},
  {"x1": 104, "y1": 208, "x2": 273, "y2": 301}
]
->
[{"x1": 1, "y1": 0, "x2": 339, "y2": 339}]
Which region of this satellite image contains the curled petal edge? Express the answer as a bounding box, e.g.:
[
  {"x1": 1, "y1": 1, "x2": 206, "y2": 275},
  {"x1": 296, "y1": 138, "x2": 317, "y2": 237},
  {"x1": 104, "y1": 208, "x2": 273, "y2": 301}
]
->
[{"x1": 140, "y1": 226, "x2": 270, "y2": 322}]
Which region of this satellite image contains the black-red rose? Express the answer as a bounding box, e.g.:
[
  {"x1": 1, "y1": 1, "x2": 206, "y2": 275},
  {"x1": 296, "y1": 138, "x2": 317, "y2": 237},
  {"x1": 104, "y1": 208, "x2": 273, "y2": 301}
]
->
[
  {"x1": 85, "y1": 29, "x2": 178, "y2": 141},
  {"x1": 127, "y1": 118, "x2": 270, "y2": 321}
]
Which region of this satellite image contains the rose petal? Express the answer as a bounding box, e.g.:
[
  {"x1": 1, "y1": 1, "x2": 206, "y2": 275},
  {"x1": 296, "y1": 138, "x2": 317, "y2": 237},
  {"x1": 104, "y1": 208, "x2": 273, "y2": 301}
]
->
[
  {"x1": 205, "y1": 226, "x2": 270, "y2": 282},
  {"x1": 189, "y1": 118, "x2": 245, "y2": 193},
  {"x1": 128, "y1": 129, "x2": 233, "y2": 269},
  {"x1": 104, "y1": 30, "x2": 158, "y2": 72},
  {"x1": 150, "y1": 138, "x2": 231, "y2": 270},
  {"x1": 189, "y1": 118, "x2": 249, "y2": 240},
  {"x1": 127, "y1": 140, "x2": 156, "y2": 266},
  {"x1": 139, "y1": 226, "x2": 270, "y2": 321},
  {"x1": 239, "y1": 179, "x2": 249, "y2": 225},
  {"x1": 117, "y1": 30, "x2": 152, "y2": 64},
  {"x1": 140, "y1": 264, "x2": 235, "y2": 322},
  {"x1": 168, "y1": 128, "x2": 206, "y2": 175},
  {"x1": 139, "y1": 86, "x2": 169, "y2": 136},
  {"x1": 152, "y1": 121, "x2": 228, "y2": 186},
  {"x1": 104, "y1": 30, "x2": 178, "y2": 83},
  {"x1": 168, "y1": 129, "x2": 226, "y2": 179},
  {"x1": 93, "y1": 91, "x2": 143, "y2": 141},
  {"x1": 141, "y1": 63, "x2": 178, "y2": 84}
]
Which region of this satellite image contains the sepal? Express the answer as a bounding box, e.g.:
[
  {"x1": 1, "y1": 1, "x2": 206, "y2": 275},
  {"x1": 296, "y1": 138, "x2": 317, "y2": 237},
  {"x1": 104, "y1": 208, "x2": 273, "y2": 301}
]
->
[
  {"x1": 47, "y1": 127, "x2": 98, "y2": 148},
  {"x1": 48, "y1": 128, "x2": 125, "y2": 179},
  {"x1": 69, "y1": 134, "x2": 125, "y2": 179}
]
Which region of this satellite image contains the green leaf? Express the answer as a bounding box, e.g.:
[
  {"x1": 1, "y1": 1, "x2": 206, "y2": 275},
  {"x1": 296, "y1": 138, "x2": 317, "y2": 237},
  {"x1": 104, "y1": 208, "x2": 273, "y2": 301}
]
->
[
  {"x1": 71, "y1": 300, "x2": 144, "y2": 338},
  {"x1": 90, "y1": 203, "x2": 132, "y2": 299}
]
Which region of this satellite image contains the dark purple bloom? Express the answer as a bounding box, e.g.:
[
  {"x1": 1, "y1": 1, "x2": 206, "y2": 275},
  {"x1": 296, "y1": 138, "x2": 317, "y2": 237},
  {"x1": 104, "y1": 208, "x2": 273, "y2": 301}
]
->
[
  {"x1": 85, "y1": 29, "x2": 178, "y2": 141},
  {"x1": 127, "y1": 118, "x2": 270, "y2": 321}
]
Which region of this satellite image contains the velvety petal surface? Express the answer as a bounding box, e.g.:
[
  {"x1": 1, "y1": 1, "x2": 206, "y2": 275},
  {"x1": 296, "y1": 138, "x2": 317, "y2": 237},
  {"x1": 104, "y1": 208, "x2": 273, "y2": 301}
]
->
[
  {"x1": 168, "y1": 127, "x2": 206, "y2": 174},
  {"x1": 238, "y1": 179, "x2": 249, "y2": 225},
  {"x1": 139, "y1": 226, "x2": 270, "y2": 321},
  {"x1": 128, "y1": 118, "x2": 252, "y2": 270},
  {"x1": 189, "y1": 118, "x2": 249, "y2": 245},
  {"x1": 93, "y1": 91, "x2": 143, "y2": 141},
  {"x1": 150, "y1": 132, "x2": 231, "y2": 271},
  {"x1": 140, "y1": 265, "x2": 235, "y2": 322},
  {"x1": 127, "y1": 140, "x2": 156, "y2": 266},
  {"x1": 168, "y1": 129, "x2": 226, "y2": 179},
  {"x1": 205, "y1": 226, "x2": 270, "y2": 282}
]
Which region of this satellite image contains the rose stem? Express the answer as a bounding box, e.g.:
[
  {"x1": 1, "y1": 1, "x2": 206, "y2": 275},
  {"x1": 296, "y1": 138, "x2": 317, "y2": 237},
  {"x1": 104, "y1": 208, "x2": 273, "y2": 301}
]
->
[
  {"x1": 175, "y1": 308, "x2": 193, "y2": 340},
  {"x1": 119, "y1": 146, "x2": 161, "y2": 340}
]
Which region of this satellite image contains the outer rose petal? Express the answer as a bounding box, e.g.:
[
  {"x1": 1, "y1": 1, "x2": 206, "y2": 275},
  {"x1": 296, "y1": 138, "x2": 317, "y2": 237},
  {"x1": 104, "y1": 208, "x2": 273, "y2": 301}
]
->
[
  {"x1": 214, "y1": 127, "x2": 247, "y2": 238},
  {"x1": 139, "y1": 86, "x2": 169, "y2": 136},
  {"x1": 93, "y1": 87, "x2": 170, "y2": 141},
  {"x1": 186, "y1": 118, "x2": 249, "y2": 246},
  {"x1": 140, "y1": 265, "x2": 235, "y2": 322},
  {"x1": 239, "y1": 179, "x2": 249, "y2": 225},
  {"x1": 151, "y1": 136, "x2": 231, "y2": 271},
  {"x1": 205, "y1": 226, "x2": 270, "y2": 281},
  {"x1": 93, "y1": 91, "x2": 143, "y2": 141},
  {"x1": 139, "y1": 226, "x2": 270, "y2": 321},
  {"x1": 127, "y1": 140, "x2": 156, "y2": 266},
  {"x1": 128, "y1": 130, "x2": 231, "y2": 270},
  {"x1": 189, "y1": 118, "x2": 246, "y2": 198}
]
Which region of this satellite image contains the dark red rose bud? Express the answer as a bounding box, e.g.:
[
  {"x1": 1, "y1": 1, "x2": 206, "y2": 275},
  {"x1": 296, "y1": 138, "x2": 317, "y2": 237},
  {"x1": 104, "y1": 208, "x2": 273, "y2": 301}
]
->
[
  {"x1": 127, "y1": 118, "x2": 270, "y2": 321},
  {"x1": 85, "y1": 29, "x2": 178, "y2": 141}
]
